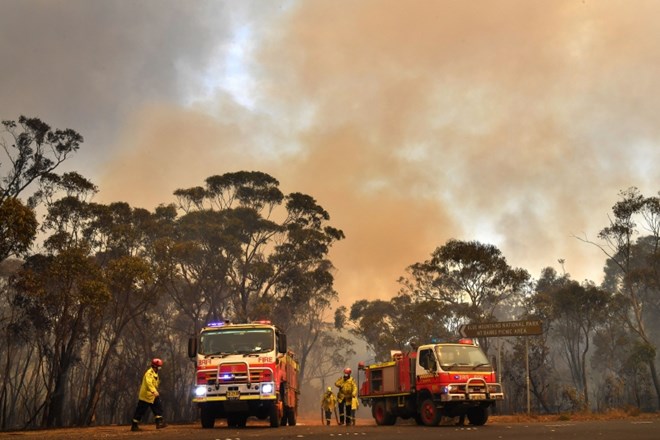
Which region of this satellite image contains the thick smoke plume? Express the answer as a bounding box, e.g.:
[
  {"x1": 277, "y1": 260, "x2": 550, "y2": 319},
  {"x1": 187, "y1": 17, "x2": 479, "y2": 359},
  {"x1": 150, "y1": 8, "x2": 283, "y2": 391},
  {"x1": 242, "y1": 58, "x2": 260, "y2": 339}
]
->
[{"x1": 3, "y1": 1, "x2": 659, "y2": 302}]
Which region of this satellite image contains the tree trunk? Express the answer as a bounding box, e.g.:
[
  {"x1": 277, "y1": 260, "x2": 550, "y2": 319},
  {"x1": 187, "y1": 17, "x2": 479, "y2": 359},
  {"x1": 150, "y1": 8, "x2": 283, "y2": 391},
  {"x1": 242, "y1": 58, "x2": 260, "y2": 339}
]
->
[
  {"x1": 648, "y1": 358, "x2": 660, "y2": 410},
  {"x1": 79, "y1": 337, "x2": 118, "y2": 425}
]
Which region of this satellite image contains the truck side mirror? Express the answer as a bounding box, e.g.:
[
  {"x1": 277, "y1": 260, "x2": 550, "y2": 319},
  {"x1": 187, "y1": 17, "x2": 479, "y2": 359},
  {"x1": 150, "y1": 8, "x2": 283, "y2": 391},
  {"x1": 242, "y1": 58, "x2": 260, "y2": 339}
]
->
[
  {"x1": 278, "y1": 334, "x2": 287, "y2": 354},
  {"x1": 188, "y1": 337, "x2": 197, "y2": 359}
]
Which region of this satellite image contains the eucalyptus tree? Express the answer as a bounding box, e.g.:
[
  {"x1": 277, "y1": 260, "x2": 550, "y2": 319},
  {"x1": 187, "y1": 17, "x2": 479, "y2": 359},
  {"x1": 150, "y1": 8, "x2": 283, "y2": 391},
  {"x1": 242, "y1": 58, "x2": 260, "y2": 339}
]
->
[
  {"x1": 0, "y1": 116, "x2": 82, "y2": 205},
  {"x1": 74, "y1": 202, "x2": 166, "y2": 426},
  {"x1": 337, "y1": 294, "x2": 453, "y2": 362},
  {"x1": 0, "y1": 116, "x2": 82, "y2": 262},
  {"x1": 530, "y1": 267, "x2": 610, "y2": 409},
  {"x1": 517, "y1": 267, "x2": 565, "y2": 414},
  {"x1": 398, "y1": 239, "x2": 530, "y2": 352},
  {"x1": 9, "y1": 172, "x2": 107, "y2": 427},
  {"x1": 409, "y1": 240, "x2": 529, "y2": 320},
  {"x1": 579, "y1": 187, "x2": 660, "y2": 408},
  {"x1": 0, "y1": 117, "x2": 83, "y2": 428},
  {"x1": 171, "y1": 171, "x2": 344, "y2": 325},
  {"x1": 8, "y1": 174, "x2": 165, "y2": 427}
]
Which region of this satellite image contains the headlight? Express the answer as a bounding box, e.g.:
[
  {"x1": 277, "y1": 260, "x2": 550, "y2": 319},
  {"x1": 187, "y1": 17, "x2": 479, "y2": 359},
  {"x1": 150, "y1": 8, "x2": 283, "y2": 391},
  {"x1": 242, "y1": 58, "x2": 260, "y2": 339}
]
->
[
  {"x1": 260, "y1": 382, "x2": 275, "y2": 395},
  {"x1": 195, "y1": 386, "x2": 207, "y2": 397},
  {"x1": 487, "y1": 384, "x2": 501, "y2": 393}
]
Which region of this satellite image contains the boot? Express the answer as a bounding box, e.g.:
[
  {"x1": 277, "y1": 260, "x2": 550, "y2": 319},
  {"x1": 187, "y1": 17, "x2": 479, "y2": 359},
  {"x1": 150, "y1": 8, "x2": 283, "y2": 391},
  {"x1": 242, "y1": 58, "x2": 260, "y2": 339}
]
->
[
  {"x1": 156, "y1": 418, "x2": 168, "y2": 429},
  {"x1": 131, "y1": 421, "x2": 140, "y2": 432}
]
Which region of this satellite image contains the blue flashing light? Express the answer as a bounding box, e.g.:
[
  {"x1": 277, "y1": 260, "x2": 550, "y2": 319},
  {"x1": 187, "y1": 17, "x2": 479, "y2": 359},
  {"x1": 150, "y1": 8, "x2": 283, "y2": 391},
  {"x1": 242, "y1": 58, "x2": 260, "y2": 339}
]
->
[
  {"x1": 221, "y1": 373, "x2": 233, "y2": 381},
  {"x1": 207, "y1": 321, "x2": 226, "y2": 327}
]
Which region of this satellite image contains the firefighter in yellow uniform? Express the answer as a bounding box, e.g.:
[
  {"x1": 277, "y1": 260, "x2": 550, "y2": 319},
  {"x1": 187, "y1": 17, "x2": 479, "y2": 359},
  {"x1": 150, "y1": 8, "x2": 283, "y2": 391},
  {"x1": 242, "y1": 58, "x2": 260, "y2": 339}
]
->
[
  {"x1": 335, "y1": 367, "x2": 357, "y2": 425},
  {"x1": 351, "y1": 395, "x2": 359, "y2": 424},
  {"x1": 321, "y1": 387, "x2": 337, "y2": 425},
  {"x1": 131, "y1": 358, "x2": 166, "y2": 431}
]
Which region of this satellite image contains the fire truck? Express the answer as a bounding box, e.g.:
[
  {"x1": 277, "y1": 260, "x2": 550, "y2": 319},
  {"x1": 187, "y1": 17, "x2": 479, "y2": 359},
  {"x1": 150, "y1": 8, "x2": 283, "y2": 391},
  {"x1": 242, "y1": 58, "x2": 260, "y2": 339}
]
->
[
  {"x1": 187, "y1": 321, "x2": 299, "y2": 428},
  {"x1": 358, "y1": 339, "x2": 503, "y2": 426}
]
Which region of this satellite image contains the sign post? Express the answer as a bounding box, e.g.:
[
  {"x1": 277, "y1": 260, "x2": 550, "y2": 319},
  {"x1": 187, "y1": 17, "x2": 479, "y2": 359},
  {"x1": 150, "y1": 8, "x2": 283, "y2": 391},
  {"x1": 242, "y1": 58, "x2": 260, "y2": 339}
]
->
[{"x1": 458, "y1": 319, "x2": 543, "y2": 414}]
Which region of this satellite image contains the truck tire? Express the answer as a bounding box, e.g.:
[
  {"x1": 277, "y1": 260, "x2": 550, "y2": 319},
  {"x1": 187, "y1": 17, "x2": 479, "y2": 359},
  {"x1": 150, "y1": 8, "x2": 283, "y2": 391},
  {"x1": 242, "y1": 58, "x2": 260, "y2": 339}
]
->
[
  {"x1": 418, "y1": 399, "x2": 441, "y2": 426},
  {"x1": 200, "y1": 405, "x2": 215, "y2": 429},
  {"x1": 466, "y1": 406, "x2": 489, "y2": 426},
  {"x1": 287, "y1": 407, "x2": 297, "y2": 426},
  {"x1": 269, "y1": 402, "x2": 281, "y2": 428},
  {"x1": 373, "y1": 401, "x2": 396, "y2": 425}
]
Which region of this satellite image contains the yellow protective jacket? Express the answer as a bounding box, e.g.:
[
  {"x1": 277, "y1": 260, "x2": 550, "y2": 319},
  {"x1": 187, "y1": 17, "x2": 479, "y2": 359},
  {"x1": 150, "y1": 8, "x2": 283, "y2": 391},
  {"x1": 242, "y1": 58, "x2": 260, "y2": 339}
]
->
[
  {"x1": 321, "y1": 391, "x2": 337, "y2": 410},
  {"x1": 138, "y1": 367, "x2": 160, "y2": 403},
  {"x1": 334, "y1": 376, "x2": 357, "y2": 402}
]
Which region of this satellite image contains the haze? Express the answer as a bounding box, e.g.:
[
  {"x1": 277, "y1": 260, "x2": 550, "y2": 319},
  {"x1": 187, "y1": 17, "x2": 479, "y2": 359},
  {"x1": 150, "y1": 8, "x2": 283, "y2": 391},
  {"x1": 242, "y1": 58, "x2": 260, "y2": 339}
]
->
[{"x1": 2, "y1": 0, "x2": 658, "y2": 304}]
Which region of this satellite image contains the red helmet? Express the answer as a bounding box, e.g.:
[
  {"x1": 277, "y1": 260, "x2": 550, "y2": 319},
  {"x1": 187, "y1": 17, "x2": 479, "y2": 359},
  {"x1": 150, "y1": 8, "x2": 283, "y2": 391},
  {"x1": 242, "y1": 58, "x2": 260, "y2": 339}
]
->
[
  {"x1": 151, "y1": 358, "x2": 163, "y2": 368},
  {"x1": 344, "y1": 367, "x2": 352, "y2": 375}
]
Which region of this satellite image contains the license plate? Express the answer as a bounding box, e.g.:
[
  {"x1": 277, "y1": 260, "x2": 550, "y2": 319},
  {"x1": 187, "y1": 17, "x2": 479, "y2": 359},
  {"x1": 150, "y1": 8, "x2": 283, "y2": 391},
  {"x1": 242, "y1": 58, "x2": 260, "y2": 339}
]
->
[
  {"x1": 226, "y1": 390, "x2": 240, "y2": 400},
  {"x1": 469, "y1": 394, "x2": 485, "y2": 400}
]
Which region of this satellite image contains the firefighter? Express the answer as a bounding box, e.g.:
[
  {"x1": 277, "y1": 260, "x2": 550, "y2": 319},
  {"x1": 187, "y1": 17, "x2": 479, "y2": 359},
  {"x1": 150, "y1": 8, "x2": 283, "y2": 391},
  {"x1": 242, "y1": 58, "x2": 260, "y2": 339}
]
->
[
  {"x1": 131, "y1": 358, "x2": 167, "y2": 431},
  {"x1": 335, "y1": 367, "x2": 357, "y2": 425},
  {"x1": 350, "y1": 395, "x2": 359, "y2": 425},
  {"x1": 321, "y1": 386, "x2": 337, "y2": 425}
]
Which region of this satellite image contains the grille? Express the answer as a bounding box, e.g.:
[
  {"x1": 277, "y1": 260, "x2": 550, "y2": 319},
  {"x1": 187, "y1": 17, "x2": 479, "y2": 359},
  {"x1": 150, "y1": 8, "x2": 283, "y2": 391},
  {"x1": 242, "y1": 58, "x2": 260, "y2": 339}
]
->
[{"x1": 201, "y1": 368, "x2": 265, "y2": 385}]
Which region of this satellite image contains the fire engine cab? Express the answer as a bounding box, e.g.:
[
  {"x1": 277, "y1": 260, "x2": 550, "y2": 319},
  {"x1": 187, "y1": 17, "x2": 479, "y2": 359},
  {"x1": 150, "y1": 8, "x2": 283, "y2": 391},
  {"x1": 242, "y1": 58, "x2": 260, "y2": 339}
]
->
[
  {"x1": 188, "y1": 321, "x2": 299, "y2": 428},
  {"x1": 358, "y1": 338, "x2": 503, "y2": 426}
]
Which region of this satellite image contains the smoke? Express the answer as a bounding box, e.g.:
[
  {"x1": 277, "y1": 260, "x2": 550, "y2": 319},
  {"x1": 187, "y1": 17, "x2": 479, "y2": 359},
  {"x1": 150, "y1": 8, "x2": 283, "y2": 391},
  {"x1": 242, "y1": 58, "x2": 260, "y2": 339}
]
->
[{"x1": 4, "y1": 1, "x2": 660, "y2": 303}]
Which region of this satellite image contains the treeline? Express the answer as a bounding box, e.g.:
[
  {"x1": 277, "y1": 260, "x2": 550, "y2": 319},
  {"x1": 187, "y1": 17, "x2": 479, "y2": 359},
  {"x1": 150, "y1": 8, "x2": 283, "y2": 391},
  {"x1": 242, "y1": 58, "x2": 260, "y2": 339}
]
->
[
  {"x1": 337, "y1": 189, "x2": 660, "y2": 414},
  {"x1": 0, "y1": 117, "x2": 353, "y2": 429},
  {"x1": 1, "y1": 117, "x2": 658, "y2": 430}
]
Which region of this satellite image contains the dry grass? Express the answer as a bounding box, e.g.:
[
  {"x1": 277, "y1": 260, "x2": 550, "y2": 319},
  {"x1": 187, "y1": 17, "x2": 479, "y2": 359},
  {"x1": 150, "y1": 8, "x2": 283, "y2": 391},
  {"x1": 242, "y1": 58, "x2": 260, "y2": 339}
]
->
[{"x1": 489, "y1": 408, "x2": 660, "y2": 424}]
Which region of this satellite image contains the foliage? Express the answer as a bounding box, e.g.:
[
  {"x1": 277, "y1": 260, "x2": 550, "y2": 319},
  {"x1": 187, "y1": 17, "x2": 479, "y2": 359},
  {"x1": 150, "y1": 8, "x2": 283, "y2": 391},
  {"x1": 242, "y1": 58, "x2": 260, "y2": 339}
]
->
[
  {"x1": 1, "y1": 116, "x2": 82, "y2": 205},
  {"x1": 344, "y1": 240, "x2": 530, "y2": 360},
  {"x1": 579, "y1": 187, "x2": 660, "y2": 409},
  {"x1": 1, "y1": 123, "x2": 658, "y2": 429},
  {"x1": 0, "y1": 197, "x2": 37, "y2": 261}
]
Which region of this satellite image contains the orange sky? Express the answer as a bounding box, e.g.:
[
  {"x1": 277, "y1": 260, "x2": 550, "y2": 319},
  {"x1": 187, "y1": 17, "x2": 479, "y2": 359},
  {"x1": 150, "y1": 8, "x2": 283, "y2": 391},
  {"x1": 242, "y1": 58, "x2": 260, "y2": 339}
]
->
[{"x1": 3, "y1": 0, "x2": 659, "y2": 304}]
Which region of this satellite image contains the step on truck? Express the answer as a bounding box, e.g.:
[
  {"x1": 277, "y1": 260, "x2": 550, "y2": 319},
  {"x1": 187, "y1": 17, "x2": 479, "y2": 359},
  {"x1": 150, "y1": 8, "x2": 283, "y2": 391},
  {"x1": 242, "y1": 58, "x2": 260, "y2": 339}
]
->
[
  {"x1": 188, "y1": 320, "x2": 299, "y2": 428},
  {"x1": 358, "y1": 338, "x2": 503, "y2": 426}
]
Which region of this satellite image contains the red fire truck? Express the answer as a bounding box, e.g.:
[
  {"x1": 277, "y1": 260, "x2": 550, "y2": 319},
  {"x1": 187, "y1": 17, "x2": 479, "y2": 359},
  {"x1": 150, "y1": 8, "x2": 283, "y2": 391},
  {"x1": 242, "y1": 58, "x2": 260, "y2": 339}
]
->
[
  {"x1": 358, "y1": 339, "x2": 503, "y2": 426},
  {"x1": 187, "y1": 321, "x2": 299, "y2": 428}
]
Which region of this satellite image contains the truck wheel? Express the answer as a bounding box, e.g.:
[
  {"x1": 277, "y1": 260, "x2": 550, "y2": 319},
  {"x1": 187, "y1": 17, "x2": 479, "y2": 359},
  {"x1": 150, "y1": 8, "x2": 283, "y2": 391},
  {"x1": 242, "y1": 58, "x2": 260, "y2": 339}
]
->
[
  {"x1": 200, "y1": 405, "x2": 215, "y2": 429},
  {"x1": 466, "y1": 406, "x2": 489, "y2": 426},
  {"x1": 418, "y1": 399, "x2": 441, "y2": 426},
  {"x1": 287, "y1": 407, "x2": 297, "y2": 426},
  {"x1": 269, "y1": 402, "x2": 281, "y2": 428},
  {"x1": 373, "y1": 401, "x2": 396, "y2": 425}
]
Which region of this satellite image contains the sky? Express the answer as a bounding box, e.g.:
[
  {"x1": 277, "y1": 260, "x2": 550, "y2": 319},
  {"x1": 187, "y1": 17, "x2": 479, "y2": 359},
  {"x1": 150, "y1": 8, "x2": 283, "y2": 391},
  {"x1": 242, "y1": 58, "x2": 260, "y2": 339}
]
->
[{"x1": 2, "y1": 0, "x2": 659, "y2": 306}]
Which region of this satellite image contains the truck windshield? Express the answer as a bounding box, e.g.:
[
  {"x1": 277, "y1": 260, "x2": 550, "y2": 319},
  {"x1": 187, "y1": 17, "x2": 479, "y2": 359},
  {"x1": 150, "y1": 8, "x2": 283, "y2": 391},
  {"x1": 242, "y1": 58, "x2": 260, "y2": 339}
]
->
[
  {"x1": 435, "y1": 345, "x2": 491, "y2": 371},
  {"x1": 200, "y1": 328, "x2": 275, "y2": 355}
]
